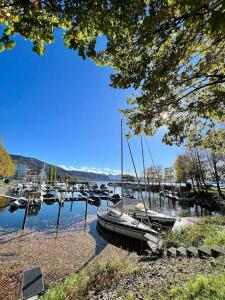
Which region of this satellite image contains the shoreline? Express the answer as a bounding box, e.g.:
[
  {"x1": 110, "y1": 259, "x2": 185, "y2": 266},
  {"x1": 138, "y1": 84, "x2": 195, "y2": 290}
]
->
[{"x1": 0, "y1": 217, "x2": 127, "y2": 300}]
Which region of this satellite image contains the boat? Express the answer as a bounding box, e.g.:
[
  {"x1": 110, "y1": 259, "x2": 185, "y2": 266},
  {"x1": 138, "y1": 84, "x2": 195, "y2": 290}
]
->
[
  {"x1": 97, "y1": 120, "x2": 160, "y2": 242},
  {"x1": 111, "y1": 201, "x2": 176, "y2": 226},
  {"x1": 130, "y1": 204, "x2": 176, "y2": 226},
  {"x1": 97, "y1": 209, "x2": 158, "y2": 241},
  {"x1": 43, "y1": 191, "x2": 60, "y2": 201},
  {"x1": 10, "y1": 197, "x2": 28, "y2": 209}
]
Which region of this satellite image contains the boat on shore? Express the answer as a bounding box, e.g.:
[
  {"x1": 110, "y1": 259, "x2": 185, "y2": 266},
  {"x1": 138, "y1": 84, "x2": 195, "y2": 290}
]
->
[{"x1": 97, "y1": 209, "x2": 158, "y2": 241}]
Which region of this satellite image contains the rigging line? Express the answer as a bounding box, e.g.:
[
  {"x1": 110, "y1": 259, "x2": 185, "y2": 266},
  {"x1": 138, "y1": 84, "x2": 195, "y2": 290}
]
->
[
  {"x1": 123, "y1": 128, "x2": 151, "y2": 228},
  {"x1": 140, "y1": 135, "x2": 148, "y2": 201},
  {"x1": 143, "y1": 136, "x2": 161, "y2": 187},
  {"x1": 121, "y1": 119, "x2": 124, "y2": 213}
]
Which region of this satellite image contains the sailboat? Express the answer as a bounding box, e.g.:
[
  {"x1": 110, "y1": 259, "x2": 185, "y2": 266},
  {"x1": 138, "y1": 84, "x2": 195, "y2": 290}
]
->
[
  {"x1": 110, "y1": 201, "x2": 176, "y2": 226},
  {"x1": 97, "y1": 120, "x2": 159, "y2": 241}
]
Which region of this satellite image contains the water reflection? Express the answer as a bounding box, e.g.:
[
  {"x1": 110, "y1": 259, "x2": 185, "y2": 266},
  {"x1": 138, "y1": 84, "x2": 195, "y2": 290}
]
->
[{"x1": 0, "y1": 188, "x2": 222, "y2": 233}]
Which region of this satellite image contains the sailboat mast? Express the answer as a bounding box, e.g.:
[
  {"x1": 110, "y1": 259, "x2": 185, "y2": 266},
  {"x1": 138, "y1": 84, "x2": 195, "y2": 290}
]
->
[
  {"x1": 121, "y1": 119, "x2": 124, "y2": 212},
  {"x1": 141, "y1": 135, "x2": 147, "y2": 198}
]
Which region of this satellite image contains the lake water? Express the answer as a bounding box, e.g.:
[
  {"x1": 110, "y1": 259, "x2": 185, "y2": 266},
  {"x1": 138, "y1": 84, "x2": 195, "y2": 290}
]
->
[{"x1": 0, "y1": 184, "x2": 221, "y2": 232}]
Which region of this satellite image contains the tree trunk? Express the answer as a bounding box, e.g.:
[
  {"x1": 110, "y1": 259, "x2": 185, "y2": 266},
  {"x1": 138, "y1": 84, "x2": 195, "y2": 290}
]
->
[{"x1": 212, "y1": 157, "x2": 224, "y2": 199}]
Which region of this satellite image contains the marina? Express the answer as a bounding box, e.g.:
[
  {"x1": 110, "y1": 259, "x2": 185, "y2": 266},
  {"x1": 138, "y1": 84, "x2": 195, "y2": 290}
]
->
[{"x1": 0, "y1": 181, "x2": 222, "y2": 233}]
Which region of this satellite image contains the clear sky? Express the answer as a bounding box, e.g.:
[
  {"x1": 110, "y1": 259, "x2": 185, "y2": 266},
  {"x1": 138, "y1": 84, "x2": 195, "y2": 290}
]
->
[{"x1": 0, "y1": 32, "x2": 183, "y2": 175}]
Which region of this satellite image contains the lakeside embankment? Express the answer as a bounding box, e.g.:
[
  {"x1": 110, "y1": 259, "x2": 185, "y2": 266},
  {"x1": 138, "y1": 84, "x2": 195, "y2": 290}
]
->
[{"x1": 42, "y1": 216, "x2": 225, "y2": 300}]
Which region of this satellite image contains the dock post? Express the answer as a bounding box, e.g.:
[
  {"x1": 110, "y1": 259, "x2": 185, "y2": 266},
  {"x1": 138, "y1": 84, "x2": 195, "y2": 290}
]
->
[
  {"x1": 70, "y1": 201, "x2": 73, "y2": 212},
  {"x1": 84, "y1": 198, "x2": 88, "y2": 228},
  {"x1": 21, "y1": 193, "x2": 30, "y2": 230},
  {"x1": 56, "y1": 201, "x2": 62, "y2": 229}
]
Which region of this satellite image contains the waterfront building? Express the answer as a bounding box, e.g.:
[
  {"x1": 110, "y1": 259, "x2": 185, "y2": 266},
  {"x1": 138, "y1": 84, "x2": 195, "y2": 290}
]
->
[{"x1": 14, "y1": 164, "x2": 29, "y2": 180}]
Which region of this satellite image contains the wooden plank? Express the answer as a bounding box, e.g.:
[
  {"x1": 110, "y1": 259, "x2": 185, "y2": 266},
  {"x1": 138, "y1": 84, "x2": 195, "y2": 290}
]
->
[
  {"x1": 22, "y1": 267, "x2": 44, "y2": 300},
  {"x1": 144, "y1": 233, "x2": 160, "y2": 244},
  {"x1": 147, "y1": 241, "x2": 158, "y2": 254}
]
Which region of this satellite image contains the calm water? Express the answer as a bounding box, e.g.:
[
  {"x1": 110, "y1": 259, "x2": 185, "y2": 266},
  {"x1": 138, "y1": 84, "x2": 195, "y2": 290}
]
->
[{"x1": 0, "y1": 184, "x2": 221, "y2": 232}]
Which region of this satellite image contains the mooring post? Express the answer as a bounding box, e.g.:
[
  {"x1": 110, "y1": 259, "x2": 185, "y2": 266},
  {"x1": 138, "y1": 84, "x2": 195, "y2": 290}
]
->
[
  {"x1": 70, "y1": 201, "x2": 73, "y2": 212},
  {"x1": 84, "y1": 198, "x2": 88, "y2": 227},
  {"x1": 21, "y1": 193, "x2": 30, "y2": 230},
  {"x1": 56, "y1": 200, "x2": 62, "y2": 229}
]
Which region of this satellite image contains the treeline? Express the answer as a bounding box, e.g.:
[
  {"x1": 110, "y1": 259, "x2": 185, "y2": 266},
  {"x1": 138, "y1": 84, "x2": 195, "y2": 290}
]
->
[
  {"x1": 174, "y1": 148, "x2": 224, "y2": 198},
  {"x1": 47, "y1": 164, "x2": 77, "y2": 182},
  {"x1": 48, "y1": 165, "x2": 57, "y2": 182}
]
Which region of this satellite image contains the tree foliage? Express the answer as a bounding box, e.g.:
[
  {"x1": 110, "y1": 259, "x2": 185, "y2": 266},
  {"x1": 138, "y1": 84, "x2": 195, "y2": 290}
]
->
[
  {"x1": 0, "y1": 141, "x2": 15, "y2": 176},
  {"x1": 48, "y1": 164, "x2": 57, "y2": 182},
  {"x1": 123, "y1": 174, "x2": 135, "y2": 181},
  {"x1": 0, "y1": 1, "x2": 224, "y2": 149},
  {"x1": 174, "y1": 147, "x2": 225, "y2": 197},
  {"x1": 174, "y1": 155, "x2": 188, "y2": 183}
]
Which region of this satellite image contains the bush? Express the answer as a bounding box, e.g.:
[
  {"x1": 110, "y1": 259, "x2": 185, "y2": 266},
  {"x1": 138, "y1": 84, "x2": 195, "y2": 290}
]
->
[
  {"x1": 42, "y1": 255, "x2": 143, "y2": 300},
  {"x1": 167, "y1": 217, "x2": 225, "y2": 249}
]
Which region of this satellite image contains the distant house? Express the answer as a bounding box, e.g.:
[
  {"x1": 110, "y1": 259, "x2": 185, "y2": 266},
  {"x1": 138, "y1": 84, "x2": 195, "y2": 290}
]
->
[
  {"x1": 14, "y1": 164, "x2": 29, "y2": 180},
  {"x1": 27, "y1": 169, "x2": 40, "y2": 181},
  {"x1": 162, "y1": 167, "x2": 174, "y2": 181}
]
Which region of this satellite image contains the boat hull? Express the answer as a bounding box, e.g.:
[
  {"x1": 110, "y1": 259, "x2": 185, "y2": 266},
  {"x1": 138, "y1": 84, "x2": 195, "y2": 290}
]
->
[
  {"x1": 97, "y1": 212, "x2": 150, "y2": 241},
  {"x1": 133, "y1": 213, "x2": 176, "y2": 226}
]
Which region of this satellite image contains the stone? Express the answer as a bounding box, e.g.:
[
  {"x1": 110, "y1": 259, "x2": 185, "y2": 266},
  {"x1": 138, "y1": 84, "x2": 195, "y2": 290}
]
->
[
  {"x1": 167, "y1": 247, "x2": 176, "y2": 257},
  {"x1": 176, "y1": 247, "x2": 187, "y2": 257},
  {"x1": 186, "y1": 246, "x2": 198, "y2": 258},
  {"x1": 198, "y1": 247, "x2": 212, "y2": 258},
  {"x1": 211, "y1": 247, "x2": 224, "y2": 258}
]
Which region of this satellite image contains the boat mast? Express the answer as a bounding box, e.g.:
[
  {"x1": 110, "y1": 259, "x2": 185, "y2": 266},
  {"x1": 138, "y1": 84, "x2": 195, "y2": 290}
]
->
[
  {"x1": 141, "y1": 135, "x2": 148, "y2": 204},
  {"x1": 124, "y1": 128, "x2": 151, "y2": 228},
  {"x1": 121, "y1": 119, "x2": 124, "y2": 212}
]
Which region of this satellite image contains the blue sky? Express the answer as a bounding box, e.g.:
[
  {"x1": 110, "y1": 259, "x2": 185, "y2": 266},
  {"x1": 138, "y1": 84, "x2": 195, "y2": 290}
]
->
[{"x1": 0, "y1": 32, "x2": 183, "y2": 174}]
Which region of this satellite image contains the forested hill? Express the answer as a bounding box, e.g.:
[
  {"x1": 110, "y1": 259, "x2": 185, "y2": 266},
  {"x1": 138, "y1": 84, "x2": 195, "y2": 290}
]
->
[{"x1": 10, "y1": 154, "x2": 110, "y2": 181}]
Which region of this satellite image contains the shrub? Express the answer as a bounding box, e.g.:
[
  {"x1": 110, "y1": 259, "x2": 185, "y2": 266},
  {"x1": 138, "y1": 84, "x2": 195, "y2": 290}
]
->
[
  {"x1": 167, "y1": 217, "x2": 225, "y2": 249},
  {"x1": 42, "y1": 255, "x2": 142, "y2": 300}
]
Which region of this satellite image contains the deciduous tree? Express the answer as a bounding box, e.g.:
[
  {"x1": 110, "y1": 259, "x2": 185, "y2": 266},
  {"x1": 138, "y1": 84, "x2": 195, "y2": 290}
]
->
[
  {"x1": 0, "y1": 141, "x2": 15, "y2": 177},
  {"x1": 0, "y1": 1, "x2": 224, "y2": 149}
]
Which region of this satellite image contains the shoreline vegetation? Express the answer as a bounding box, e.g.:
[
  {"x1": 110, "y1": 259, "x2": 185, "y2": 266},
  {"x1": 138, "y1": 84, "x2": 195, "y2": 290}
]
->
[{"x1": 41, "y1": 216, "x2": 225, "y2": 300}]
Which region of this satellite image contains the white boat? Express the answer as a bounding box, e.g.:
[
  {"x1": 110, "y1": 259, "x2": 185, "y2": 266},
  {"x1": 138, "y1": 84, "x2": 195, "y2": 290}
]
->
[
  {"x1": 112, "y1": 201, "x2": 176, "y2": 226},
  {"x1": 10, "y1": 197, "x2": 28, "y2": 208},
  {"x1": 97, "y1": 120, "x2": 160, "y2": 242},
  {"x1": 131, "y1": 207, "x2": 176, "y2": 226},
  {"x1": 97, "y1": 209, "x2": 158, "y2": 241}
]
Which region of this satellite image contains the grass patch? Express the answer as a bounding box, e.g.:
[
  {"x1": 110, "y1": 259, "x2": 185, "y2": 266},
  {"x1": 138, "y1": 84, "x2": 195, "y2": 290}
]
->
[
  {"x1": 167, "y1": 216, "x2": 225, "y2": 249},
  {"x1": 41, "y1": 254, "x2": 143, "y2": 300},
  {"x1": 165, "y1": 273, "x2": 225, "y2": 300}
]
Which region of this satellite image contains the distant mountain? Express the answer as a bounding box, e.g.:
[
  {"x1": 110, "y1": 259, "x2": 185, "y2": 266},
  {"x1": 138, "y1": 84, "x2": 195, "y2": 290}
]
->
[
  {"x1": 108, "y1": 174, "x2": 121, "y2": 181},
  {"x1": 10, "y1": 154, "x2": 110, "y2": 181}
]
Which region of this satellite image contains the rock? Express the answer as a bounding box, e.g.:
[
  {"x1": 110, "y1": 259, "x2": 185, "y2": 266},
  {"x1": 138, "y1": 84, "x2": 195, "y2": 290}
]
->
[
  {"x1": 211, "y1": 247, "x2": 224, "y2": 258},
  {"x1": 198, "y1": 247, "x2": 212, "y2": 258},
  {"x1": 186, "y1": 246, "x2": 198, "y2": 258},
  {"x1": 167, "y1": 247, "x2": 176, "y2": 257},
  {"x1": 176, "y1": 247, "x2": 187, "y2": 257}
]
